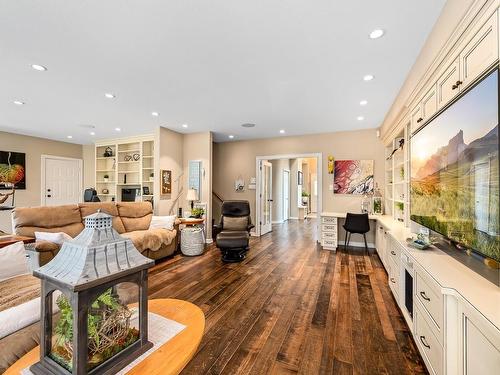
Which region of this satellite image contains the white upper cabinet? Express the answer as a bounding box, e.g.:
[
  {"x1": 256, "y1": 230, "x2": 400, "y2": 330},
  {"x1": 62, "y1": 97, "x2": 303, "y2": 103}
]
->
[
  {"x1": 421, "y1": 84, "x2": 438, "y2": 122},
  {"x1": 459, "y1": 11, "x2": 498, "y2": 90},
  {"x1": 437, "y1": 58, "x2": 460, "y2": 109},
  {"x1": 410, "y1": 103, "x2": 422, "y2": 134}
]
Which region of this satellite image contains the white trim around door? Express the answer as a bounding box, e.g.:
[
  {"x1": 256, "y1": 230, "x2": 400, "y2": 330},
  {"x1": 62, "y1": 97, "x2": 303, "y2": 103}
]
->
[
  {"x1": 255, "y1": 152, "x2": 322, "y2": 239},
  {"x1": 41, "y1": 155, "x2": 83, "y2": 206}
]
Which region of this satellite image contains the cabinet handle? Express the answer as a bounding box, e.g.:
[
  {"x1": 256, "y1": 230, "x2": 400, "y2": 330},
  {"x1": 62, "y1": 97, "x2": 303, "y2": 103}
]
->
[
  {"x1": 456, "y1": 80, "x2": 463, "y2": 86},
  {"x1": 452, "y1": 83, "x2": 458, "y2": 90},
  {"x1": 416, "y1": 117, "x2": 423, "y2": 123},
  {"x1": 391, "y1": 250, "x2": 396, "y2": 256},
  {"x1": 420, "y1": 291, "x2": 431, "y2": 301},
  {"x1": 390, "y1": 278, "x2": 396, "y2": 284},
  {"x1": 419, "y1": 336, "x2": 431, "y2": 349}
]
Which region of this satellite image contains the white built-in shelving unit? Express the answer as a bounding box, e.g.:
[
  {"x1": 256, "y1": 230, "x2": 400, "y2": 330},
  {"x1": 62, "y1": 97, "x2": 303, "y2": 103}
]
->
[{"x1": 95, "y1": 135, "x2": 155, "y2": 203}]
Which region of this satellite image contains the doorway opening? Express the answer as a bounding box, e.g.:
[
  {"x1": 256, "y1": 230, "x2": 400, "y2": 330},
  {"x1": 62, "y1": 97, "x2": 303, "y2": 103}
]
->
[{"x1": 256, "y1": 153, "x2": 322, "y2": 238}]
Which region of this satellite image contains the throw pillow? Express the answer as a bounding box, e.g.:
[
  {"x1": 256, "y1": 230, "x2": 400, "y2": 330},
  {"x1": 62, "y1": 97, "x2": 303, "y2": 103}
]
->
[
  {"x1": 0, "y1": 241, "x2": 29, "y2": 282},
  {"x1": 224, "y1": 216, "x2": 248, "y2": 231},
  {"x1": 34, "y1": 231, "x2": 72, "y2": 245},
  {"x1": 149, "y1": 215, "x2": 176, "y2": 230}
]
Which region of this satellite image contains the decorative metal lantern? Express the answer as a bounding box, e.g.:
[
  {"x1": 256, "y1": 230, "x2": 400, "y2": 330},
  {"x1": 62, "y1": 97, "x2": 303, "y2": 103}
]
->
[{"x1": 30, "y1": 211, "x2": 154, "y2": 375}]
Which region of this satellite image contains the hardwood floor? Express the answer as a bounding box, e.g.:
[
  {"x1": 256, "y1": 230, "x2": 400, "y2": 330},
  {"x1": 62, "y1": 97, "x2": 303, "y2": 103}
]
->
[{"x1": 148, "y1": 219, "x2": 428, "y2": 375}]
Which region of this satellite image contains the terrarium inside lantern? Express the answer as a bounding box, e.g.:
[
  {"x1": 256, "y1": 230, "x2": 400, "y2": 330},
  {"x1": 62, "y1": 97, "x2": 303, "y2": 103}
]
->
[{"x1": 30, "y1": 210, "x2": 154, "y2": 375}]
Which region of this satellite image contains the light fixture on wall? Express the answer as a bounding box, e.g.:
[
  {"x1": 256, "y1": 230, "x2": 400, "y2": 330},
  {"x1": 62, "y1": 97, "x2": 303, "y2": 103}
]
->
[{"x1": 186, "y1": 188, "x2": 198, "y2": 210}]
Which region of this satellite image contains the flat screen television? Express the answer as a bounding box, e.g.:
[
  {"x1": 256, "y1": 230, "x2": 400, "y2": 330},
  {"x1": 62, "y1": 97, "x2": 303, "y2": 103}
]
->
[{"x1": 410, "y1": 69, "x2": 499, "y2": 262}]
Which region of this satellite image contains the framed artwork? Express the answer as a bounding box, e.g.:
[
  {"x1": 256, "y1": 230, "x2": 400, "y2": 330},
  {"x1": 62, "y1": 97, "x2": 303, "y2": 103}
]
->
[
  {"x1": 0, "y1": 151, "x2": 26, "y2": 190},
  {"x1": 161, "y1": 170, "x2": 172, "y2": 195},
  {"x1": 142, "y1": 186, "x2": 150, "y2": 195},
  {"x1": 297, "y1": 171, "x2": 303, "y2": 185},
  {"x1": 333, "y1": 160, "x2": 374, "y2": 194},
  {"x1": 188, "y1": 160, "x2": 202, "y2": 199}
]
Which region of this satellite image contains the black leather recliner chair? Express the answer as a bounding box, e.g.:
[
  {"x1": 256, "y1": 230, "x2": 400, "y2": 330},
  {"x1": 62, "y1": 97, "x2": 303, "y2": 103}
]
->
[{"x1": 214, "y1": 200, "x2": 254, "y2": 262}]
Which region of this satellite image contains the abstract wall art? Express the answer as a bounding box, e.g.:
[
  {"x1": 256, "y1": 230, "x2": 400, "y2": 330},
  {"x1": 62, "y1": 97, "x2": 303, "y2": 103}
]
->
[
  {"x1": 0, "y1": 151, "x2": 26, "y2": 189},
  {"x1": 333, "y1": 159, "x2": 373, "y2": 194}
]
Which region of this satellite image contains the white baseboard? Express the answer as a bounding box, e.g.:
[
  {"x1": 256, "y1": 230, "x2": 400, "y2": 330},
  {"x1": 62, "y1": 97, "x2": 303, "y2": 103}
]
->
[
  {"x1": 272, "y1": 220, "x2": 284, "y2": 224},
  {"x1": 288, "y1": 217, "x2": 299, "y2": 220},
  {"x1": 337, "y1": 240, "x2": 375, "y2": 249},
  {"x1": 205, "y1": 238, "x2": 213, "y2": 244}
]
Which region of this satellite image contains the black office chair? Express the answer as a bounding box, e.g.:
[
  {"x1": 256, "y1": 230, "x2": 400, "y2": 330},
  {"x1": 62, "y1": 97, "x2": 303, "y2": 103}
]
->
[
  {"x1": 83, "y1": 188, "x2": 100, "y2": 202},
  {"x1": 215, "y1": 200, "x2": 254, "y2": 262},
  {"x1": 343, "y1": 213, "x2": 370, "y2": 252}
]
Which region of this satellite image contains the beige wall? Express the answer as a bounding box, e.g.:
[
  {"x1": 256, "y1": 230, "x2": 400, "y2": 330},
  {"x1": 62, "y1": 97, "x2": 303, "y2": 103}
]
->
[
  {"x1": 82, "y1": 144, "x2": 95, "y2": 189},
  {"x1": 213, "y1": 128, "x2": 385, "y2": 230},
  {"x1": 0, "y1": 131, "x2": 83, "y2": 231},
  {"x1": 155, "y1": 127, "x2": 184, "y2": 217},
  {"x1": 183, "y1": 132, "x2": 213, "y2": 239}
]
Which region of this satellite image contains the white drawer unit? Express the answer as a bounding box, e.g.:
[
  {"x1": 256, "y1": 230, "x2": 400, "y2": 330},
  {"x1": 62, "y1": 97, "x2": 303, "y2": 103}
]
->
[
  {"x1": 415, "y1": 269, "x2": 443, "y2": 335},
  {"x1": 415, "y1": 304, "x2": 443, "y2": 375},
  {"x1": 320, "y1": 214, "x2": 338, "y2": 251}
]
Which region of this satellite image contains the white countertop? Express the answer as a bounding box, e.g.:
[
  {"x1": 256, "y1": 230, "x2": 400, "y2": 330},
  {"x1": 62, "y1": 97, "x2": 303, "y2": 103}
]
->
[{"x1": 321, "y1": 212, "x2": 500, "y2": 331}]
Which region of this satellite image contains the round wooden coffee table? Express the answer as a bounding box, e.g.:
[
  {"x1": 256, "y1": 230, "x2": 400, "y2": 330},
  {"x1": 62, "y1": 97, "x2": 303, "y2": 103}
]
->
[{"x1": 5, "y1": 299, "x2": 205, "y2": 375}]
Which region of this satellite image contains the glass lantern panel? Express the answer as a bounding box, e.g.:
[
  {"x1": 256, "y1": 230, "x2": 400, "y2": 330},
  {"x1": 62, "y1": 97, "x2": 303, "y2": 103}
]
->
[
  {"x1": 87, "y1": 282, "x2": 139, "y2": 371},
  {"x1": 50, "y1": 290, "x2": 73, "y2": 371}
]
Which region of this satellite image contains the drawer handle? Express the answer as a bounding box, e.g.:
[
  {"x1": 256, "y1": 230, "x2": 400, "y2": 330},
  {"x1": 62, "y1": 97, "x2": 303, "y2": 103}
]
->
[
  {"x1": 416, "y1": 117, "x2": 423, "y2": 123},
  {"x1": 420, "y1": 291, "x2": 431, "y2": 301},
  {"x1": 419, "y1": 336, "x2": 431, "y2": 349},
  {"x1": 390, "y1": 278, "x2": 396, "y2": 284},
  {"x1": 390, "y1": 250, "x2": 396, "y2": 256}
]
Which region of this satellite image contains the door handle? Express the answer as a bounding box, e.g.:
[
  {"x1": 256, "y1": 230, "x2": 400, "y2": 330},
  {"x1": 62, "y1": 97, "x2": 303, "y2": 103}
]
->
[
  {"x1": 416, "y1": 117, "x2": 423, "y2": 123},
  {"x1": 391, "y1": 250, "x2": 396, "y2": 256},
  {"x1": 47, "y1": 189, "x2": 51, "y2": 192},
  {"x1": 419, "y1": 336, "x2": 431, "y2": 349},
  {"x1": 390, "y1": 278, "x2": 396, "y2": 284},
  {"x1": 47, "y1": 194, "x2": 52, "y2": 198},
  {"x1": 268, "y1": 199, "x2": 273, "y2": 202},
  {"x1": 419, "y1": 291, "x2": 431, "y2": 301}
]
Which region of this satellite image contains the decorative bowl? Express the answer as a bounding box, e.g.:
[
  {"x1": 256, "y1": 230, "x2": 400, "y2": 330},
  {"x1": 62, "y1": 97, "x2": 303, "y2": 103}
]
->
[{"x1": 406, "y1": 238, "x2": 431, "y2": 250}]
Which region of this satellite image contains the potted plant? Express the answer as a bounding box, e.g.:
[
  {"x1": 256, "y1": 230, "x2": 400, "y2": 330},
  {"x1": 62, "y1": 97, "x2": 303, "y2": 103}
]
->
[
  {"x1": 149, "y1": 172, "x2": 154, "y2": 182},
  {"x1": 103, "y1": 174, "x2": 109, "y2": 182},
  {"x1": 190, "y1": 207, "x2": 205, "y2": 219},
  {"x1": 301, "y1": 191, "x2": 310, "y2": 205}
]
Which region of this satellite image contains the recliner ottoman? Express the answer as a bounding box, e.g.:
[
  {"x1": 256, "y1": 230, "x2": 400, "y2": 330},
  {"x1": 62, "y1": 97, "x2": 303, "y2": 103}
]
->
[{"x1": 216, "y1": 230, "x2": 250, "y2": 262}]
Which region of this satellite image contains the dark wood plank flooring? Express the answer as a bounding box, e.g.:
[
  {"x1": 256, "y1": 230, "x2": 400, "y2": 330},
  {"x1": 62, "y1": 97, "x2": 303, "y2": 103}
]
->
[{"x1": 148, "y1": 219, "x2": 428, "y2": 375}]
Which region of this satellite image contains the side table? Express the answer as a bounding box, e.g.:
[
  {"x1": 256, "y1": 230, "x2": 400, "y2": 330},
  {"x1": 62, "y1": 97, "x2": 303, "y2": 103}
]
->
[{"x1": 0, "y1": 235, "x2": 35, "y2": 249}]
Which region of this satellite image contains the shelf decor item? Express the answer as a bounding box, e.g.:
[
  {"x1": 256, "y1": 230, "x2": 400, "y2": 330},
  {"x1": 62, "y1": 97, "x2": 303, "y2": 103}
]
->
[
  {"x1": 149, "y1": 172, "x2": 154, "y2": 182},
  {"x1": 132, "y1": 153, "x2": 140, "y2": 161},
  {"x1": 30, "y1": 210, "x2": 154, "y2": 375},
  {"x1": 103, "y1": 147, "x2": 113, "y2": 158},
  {"x1": 102, "y1": 188, "x2": 109, "y2": 195},
  {"x1": 103, "y1": 174, "x2": 109, "y2": 182},
  {"x1": 372, "y1": 183, "x2": 383, "y2": 215}
]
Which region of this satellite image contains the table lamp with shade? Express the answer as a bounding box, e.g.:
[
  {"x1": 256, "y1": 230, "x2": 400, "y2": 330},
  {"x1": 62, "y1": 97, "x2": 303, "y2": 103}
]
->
[{"x1": 186, "y1": 188, "x2": 198, "y2": 211}]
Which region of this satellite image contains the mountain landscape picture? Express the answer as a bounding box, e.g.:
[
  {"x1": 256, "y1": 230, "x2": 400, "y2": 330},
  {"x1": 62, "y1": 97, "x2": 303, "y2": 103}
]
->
[{"x1": 410, "y1": 70, "x2": 499, "y2": 262}]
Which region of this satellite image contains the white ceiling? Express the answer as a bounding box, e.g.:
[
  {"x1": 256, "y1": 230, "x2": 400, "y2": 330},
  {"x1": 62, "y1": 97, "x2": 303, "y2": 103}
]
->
[{"x1": 0, "y1": 1, "x2": 446, "y2": 144}]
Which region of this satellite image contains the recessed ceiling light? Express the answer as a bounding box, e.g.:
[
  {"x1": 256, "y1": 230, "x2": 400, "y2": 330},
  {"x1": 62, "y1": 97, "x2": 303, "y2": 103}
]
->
[
  {"x1": 363, "y1": 74, "x2": 374, "y2": 81},
  {"x1": 182, "y1": 124, "x2": 188, "y2": 128},
  {"x1": 105, "y1": 93, "x2": 115, "y2": 99},
  {"x1": 228, "y1": 135, "x2": 235, "y2": 139},
  {"x1": 369, "y1": 29, "x2": 385, "y2": 39},
  {"x1": 279, "y1": 129, "x2": 285, "y2": 134},
  {"x1": 90, "y1": 131, "x2": 96, "y2": 136},
  {"x1": 151, "y1": 112, "x2": 159, "y2": 117},
  {"x1": 357, "y1": 116, "x2": 365, "y2": 121},
  {"x1": 31, "y1": 64, "x2": 47, "y2": 71},
  {"x1": 241, "y1": 123, "x2": 256, "y2": 128},
  {"x1": 13, "y1": 100, "x2": 25, "y2": 105},
  {"x1": 115, "y1": 127, "x2": 121, "y2": 132},
  {"x1": 360, "y1": 100, "x2": 368, "y2": 106},
  {"x1": 67, "y1": 135, "x2": 73, "y2": 139}
]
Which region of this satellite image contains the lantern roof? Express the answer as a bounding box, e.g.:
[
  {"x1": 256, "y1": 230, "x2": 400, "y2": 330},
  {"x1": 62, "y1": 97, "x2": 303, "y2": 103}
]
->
[{"x1": 33, "y1": 210, "x2": 154, "y2": 291}]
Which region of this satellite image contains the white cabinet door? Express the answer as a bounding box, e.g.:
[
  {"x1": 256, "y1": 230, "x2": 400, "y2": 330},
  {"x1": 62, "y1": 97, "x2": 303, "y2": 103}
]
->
[
  {"x1": 421, "y1": 84, "x2": 438, "y2": 122},
  {"x1": 463, "y1": 314, "x2": 500, "y2": 375},
  {"x1": 410, "y1": 104, "x2": 423, "y2": 134},
  {"x1": 460, "y1": 11, "x2": 498, "y2": 90},
  {"x1": 437, "y1": 58, "x2": 460, "y2": 109}
]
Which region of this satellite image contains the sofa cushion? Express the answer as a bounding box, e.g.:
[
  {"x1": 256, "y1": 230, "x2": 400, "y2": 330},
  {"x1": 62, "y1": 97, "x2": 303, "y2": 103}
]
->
[
  {"x1": 34, "y1": 240, "x2": 60, "y2": 253},
  {"x1": 223, "y1": 216, "x2": 249, "y2": 231},
  {"x1": 122, "y1": 228, "x2": 177, "y2": 253},
  {"x1": 117, "y1": 202, "x2": 153, "y2": 232},
  {"x1": 0, "y1": 242, "x2": 29, "y2": 282},
  {"x1": 78, "y1": 202, "x2": 126, "y2": 233},
  {"x1": 13, "y1": 205, "x2": 84, "y2": 238}
]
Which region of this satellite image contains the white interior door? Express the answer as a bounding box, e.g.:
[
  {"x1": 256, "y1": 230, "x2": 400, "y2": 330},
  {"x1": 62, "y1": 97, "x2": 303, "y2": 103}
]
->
[
  {"x1": 260, "y1": 160, "x2": 273, "y2": 235},
  {"x1": 43, "y1": 156, "x2": 82, "y2": 206},
  {"x1": 311, "y1": 172, "x2": 318, "y2": 213},
  {"x1": 283, "y1": 169, "x2": 290, "y2": 221}
]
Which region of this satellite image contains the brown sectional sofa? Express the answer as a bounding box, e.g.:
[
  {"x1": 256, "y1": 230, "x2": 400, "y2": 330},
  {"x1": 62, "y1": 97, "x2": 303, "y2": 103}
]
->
[{"x1": 12, "y1": 201, "x2": 180, "y2": 265}]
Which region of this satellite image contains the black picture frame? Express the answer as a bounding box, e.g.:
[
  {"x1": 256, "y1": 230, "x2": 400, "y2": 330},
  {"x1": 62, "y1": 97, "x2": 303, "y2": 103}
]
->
[
  {"x1": 0, "y1": 151, "x2": 26, "y2": 190},
  {"x1": 142, "y1": 186, "x2": 150, "y2": 195},
  {"x1": 297, "y1": 171, "x2": 303, "y2": 185}
]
